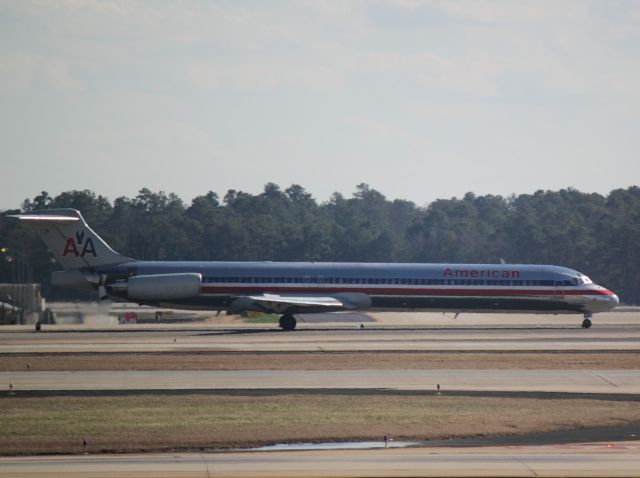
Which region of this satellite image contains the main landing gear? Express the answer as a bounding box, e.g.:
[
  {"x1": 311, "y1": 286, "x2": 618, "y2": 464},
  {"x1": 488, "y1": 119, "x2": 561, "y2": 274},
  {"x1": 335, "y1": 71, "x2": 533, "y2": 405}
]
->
[
  {"x1": 582, "y1": 313, "x2": 593, "y2": 329},
  {"x1": 279, "y1": 313, "x2": 297, "y2": 331}
]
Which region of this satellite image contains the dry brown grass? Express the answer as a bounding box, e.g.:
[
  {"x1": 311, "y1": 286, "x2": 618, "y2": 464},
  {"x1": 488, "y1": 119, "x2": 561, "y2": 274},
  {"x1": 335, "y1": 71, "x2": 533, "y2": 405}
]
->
[
  {"x1": 1, "y1": 352, "x2": 639, "y2": 372},
  {"x1": 1, "y1": 393, "x2": 639, "y2": 455}
]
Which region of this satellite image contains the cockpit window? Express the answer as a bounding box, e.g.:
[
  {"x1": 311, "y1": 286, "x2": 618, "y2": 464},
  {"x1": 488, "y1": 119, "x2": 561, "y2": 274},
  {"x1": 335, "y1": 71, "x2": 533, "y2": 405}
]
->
[{"x1": 573, "y1": 275, "x2": 592, "y2": 286}]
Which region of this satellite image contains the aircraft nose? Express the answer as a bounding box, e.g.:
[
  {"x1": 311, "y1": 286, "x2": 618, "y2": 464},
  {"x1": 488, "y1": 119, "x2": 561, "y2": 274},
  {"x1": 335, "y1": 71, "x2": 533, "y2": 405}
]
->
[{"x1": 609, "y1": 293, "x2": 620, "y2": 308}]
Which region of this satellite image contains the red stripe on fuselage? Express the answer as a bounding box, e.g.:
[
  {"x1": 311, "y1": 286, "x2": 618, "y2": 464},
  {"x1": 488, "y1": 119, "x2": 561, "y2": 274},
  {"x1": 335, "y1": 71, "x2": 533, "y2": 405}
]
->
[{"x1": 200, "y1": 286, "x2": 613, "y2": 297}]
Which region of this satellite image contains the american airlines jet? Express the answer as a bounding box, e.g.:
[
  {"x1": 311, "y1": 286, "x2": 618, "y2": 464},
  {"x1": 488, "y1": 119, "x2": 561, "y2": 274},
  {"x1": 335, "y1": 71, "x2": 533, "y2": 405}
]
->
[{"x1": 12, "y1": 209, "x2": 619, "y2": 330}]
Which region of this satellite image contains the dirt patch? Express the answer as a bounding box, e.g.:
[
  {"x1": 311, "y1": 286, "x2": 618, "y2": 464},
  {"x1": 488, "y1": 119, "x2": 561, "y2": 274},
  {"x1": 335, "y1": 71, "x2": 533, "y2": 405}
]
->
[
  {"x1": 2, "y1": 393, "x2": 640, "y2": 455},
  {"x1": 1, "y1": 351, "x2": 639, "y2": 371}
]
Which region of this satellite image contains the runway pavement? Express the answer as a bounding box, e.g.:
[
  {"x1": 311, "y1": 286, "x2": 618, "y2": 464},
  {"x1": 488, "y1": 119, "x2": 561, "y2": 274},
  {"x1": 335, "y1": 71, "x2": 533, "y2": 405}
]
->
[
  {"x1": 3, "y1": 312, "x2": 640, "y2": 477},
  {"x1": 2, "y1": 316, "x2": 640, "y2": 353},
  {"x1": 2, "y1": 442, "x2": 640, "y2": 477},
  {"x1": 4, "y1": 369, "x2": 640, "y2": 394}
]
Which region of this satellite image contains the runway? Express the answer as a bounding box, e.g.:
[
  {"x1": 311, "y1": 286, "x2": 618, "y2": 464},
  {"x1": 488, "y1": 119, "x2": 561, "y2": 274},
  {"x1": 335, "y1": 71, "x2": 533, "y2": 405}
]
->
[
  {"x1": 4, "y1": 369, "x2": 640, "y2": 394},
  {"x1": 2, "y1": 442, "x2": 640, "y2": 477},
  {"x1": 2, "y1": 319, "x2": 640, "y2": 353},
  {"x1": 3, "y1": 312, "x2": 640, "y2": 477}
]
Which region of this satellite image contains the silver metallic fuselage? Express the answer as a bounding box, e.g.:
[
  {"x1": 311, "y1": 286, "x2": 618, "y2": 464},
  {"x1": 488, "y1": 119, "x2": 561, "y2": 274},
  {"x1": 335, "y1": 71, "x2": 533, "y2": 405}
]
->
[{"x1": 96, "y1": 261, "x2": 619, "y2": 315}]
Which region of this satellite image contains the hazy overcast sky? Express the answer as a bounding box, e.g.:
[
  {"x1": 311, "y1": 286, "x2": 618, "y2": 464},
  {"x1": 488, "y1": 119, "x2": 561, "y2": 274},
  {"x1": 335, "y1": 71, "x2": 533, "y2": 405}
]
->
[{"x1": 1, "y1": 0, "x2": 639, "y2": 209}]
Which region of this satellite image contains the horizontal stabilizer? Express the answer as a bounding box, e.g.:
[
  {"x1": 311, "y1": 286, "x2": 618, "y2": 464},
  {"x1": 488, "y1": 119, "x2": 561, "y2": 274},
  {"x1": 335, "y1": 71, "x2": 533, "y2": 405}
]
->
[{"x1": 10, "y1": 214, "x2": 79, "y2": 222}]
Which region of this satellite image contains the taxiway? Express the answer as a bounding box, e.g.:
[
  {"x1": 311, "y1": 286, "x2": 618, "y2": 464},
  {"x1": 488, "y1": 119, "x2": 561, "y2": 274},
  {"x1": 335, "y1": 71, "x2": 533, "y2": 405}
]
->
[
  {"x1": 2, "y1": 442, "x2": 640, "y2": 477},
  {"x1": 4, "y1": 369, "x2": 640, "y2": 394},
  {"x1": 2, "y1": 311, "x2": 639, "y2": 477}
]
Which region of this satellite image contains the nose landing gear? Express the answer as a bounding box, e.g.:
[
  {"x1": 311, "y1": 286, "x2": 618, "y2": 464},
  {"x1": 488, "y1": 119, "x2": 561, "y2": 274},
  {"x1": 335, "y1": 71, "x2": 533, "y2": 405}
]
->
[{"x1": 582, "y1": 313, "x2": 593, "y2": 329}]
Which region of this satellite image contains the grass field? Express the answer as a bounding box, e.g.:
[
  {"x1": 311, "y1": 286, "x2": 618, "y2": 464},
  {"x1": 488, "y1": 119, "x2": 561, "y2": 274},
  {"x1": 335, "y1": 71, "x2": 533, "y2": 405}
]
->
[
  {"x1": 2, "y1": 393, "x2": 640, "y2": 455},
  {"x1": 2, "y1": 351, "x2": 640, "y2": 371},
  {"x1": 244, "y1": 314, "x2": 280, "y2": 324}
]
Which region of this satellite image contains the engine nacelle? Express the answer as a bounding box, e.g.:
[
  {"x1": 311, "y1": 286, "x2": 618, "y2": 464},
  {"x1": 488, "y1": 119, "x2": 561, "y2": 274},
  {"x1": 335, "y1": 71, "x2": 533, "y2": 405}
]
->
[{"x1": 125, "y1": 273, "x2": 202, "y2": 300}]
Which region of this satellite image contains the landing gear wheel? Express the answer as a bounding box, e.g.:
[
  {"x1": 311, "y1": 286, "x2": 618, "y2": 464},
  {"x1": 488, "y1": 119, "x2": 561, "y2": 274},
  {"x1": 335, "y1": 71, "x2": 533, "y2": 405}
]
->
[
  {"x1": 279, "y1": 314, "x2": 297, "y2": 331},
  {"x1": 582, "y1": 318, "x2": 592, "y2": 329}
]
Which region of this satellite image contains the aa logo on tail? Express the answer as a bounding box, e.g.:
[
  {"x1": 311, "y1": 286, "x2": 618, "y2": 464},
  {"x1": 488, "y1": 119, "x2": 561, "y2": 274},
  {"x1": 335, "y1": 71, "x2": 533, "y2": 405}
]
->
[{"x1": 62, "y1": 230, "x2": 97, "y2": 257}]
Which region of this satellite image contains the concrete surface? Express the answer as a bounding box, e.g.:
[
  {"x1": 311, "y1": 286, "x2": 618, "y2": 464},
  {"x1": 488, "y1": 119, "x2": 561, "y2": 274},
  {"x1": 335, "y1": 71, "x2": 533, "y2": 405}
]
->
[
  {"x1": 1, "y1": 312, "x2": 640, "y2": 353},
  {"x1": 2, "y1": 442, "x2": 640, "y2": 477},
  {"x1": 3, "y1": 311, "x2": 640, "y2": 477},
  {"x1": 3, "y1": 369, "x2": 640, "y2": 394}
]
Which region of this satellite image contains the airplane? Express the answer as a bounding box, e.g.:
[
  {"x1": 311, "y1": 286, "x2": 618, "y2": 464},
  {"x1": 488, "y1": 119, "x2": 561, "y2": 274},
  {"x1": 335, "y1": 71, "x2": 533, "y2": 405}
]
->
[{"x1": 11, "y1": 208, "x2": 619, "y2": 330}]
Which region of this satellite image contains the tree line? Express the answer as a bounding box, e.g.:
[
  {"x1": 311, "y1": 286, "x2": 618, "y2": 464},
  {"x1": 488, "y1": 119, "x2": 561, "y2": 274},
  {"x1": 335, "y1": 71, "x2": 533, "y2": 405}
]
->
[{"x1": 1, "y1": 184, "x2": 639, "y2": 304}]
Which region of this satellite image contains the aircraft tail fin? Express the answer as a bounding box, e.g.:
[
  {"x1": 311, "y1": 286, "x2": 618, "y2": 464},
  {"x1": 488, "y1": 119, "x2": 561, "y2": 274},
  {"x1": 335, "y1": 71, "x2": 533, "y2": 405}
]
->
[{"x1": 10, "y1": 209, "x2": 132, "y2": 270}]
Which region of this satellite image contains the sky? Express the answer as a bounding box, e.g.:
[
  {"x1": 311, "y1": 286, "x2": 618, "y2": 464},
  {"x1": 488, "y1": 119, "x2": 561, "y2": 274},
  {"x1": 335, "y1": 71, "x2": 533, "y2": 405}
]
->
[{"x1": 1, "y1": 0, "x2": 639, "y2": 210}]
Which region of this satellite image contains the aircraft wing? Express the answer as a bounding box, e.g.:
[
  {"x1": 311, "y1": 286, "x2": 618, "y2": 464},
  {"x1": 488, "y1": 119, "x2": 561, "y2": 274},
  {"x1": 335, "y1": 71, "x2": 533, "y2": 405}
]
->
[
  {"x1": 247, "y1": 293, "x2": 349, "y2": 309},
  {"x1": 228, "y1": 292, "x2": 371, "y2": 314}
]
